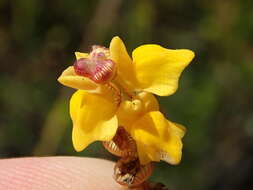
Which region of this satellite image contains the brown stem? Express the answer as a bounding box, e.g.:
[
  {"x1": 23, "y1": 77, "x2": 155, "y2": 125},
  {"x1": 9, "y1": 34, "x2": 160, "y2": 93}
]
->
[
  {"x1": 103, "y1": 127, "x2": 137, "y2": 157},
  {"x1": 114, "y1": 157, "x2": 154, "y2": 188},
  {"x1": 103, "y1": 127, "x2": 157, "y2": 189}
]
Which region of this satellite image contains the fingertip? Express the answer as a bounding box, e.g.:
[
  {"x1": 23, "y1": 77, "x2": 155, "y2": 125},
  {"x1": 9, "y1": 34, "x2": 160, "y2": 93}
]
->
[{"x1": 0, "y1": 157, "x2": 122, "y2": 190}]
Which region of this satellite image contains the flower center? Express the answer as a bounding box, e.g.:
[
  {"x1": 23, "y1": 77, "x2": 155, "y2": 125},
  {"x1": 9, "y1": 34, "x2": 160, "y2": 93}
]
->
[{"x1": 74, "y1": 45, "x2": 116, "y2": 84}]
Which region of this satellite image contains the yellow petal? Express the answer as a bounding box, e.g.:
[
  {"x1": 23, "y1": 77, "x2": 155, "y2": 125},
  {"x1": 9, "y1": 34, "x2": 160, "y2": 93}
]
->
[
  {"x1": 130, "y1": 111, "x2": 185, "y2": 165},
  {"x1": 171, "y1": 122, "x2": 186, "y2": 139},
  {"x1": 57, "y1": 66, "x2": 100, "y2": 92},
  {"x1": 70, "y1": 90, "x2": 118, "y2": 151},
  {"x1": 117, "y1": 99, "x2": 143, "y2": 130},
  {"x1": 109, "y1": 36, "x2": 137, "y2": 92},
  {"x1": 132, "y1": 44, "x2": 195, "y2": 96},
  {"x1": 75, "y1": 52, "x2": 89, "y2": 60},
  {"x1": 116, "y1": 92, "x2": 159, "y2": 131},
  {"x1": 159, "y1": 120, "x2": 186, "y2": 164},
  {"x1": 135, "y1": 142, "x2": 160, "y2": 164},
  {"x1": 135, "y1": 92, "x2": 159, "y2": 112}
]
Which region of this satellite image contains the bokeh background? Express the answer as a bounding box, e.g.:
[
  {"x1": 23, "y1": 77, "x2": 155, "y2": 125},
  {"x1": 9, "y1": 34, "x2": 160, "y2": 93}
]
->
[{"x1": 1, "y1": 0, "x2": 253, "y2": 189}]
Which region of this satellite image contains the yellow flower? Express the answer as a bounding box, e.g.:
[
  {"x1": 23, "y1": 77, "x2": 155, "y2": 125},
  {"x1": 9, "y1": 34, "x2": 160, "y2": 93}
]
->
[{"x1": 58, "y1": 36, "x2": 194, "y2": 165}]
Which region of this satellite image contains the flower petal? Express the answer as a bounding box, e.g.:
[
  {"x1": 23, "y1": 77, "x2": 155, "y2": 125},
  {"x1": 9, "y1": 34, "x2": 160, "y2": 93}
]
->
[
  {"x1": 117, "y1": 99, "x2": 143, "y2": 130},
  {"x1": 136, "y1": 92, "x2": 159, "y2": 112},
  {"x1": 109, "y1": 36, "x2": 137, "y2": 92},
  {"x1": 57, "y1": 66, "x2": 101, "y2": 92},
  {"x1": 159, "y1": 120, "x2": 186, "y2": 164},
  {"x1": 70, "y1": 90, "x2": 118, "y2": 151},
  {"x1": 116, "y1": 92, "x2": 159, "y2": 131},
  {"x1": 132, "y1": 44, "x2": 195, "y2": 96},
  {"x1": 75, "y1": 52, "x2": 89, "y2": 60},
  {"x1": 130, "y1": 111, "x2": 185, "y2": 165}
]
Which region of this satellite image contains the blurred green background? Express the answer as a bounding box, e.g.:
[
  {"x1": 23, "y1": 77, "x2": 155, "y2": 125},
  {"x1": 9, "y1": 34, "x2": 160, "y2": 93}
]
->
[{"x1": 1, "y1": 0, "x2": 253, "y2": 189}]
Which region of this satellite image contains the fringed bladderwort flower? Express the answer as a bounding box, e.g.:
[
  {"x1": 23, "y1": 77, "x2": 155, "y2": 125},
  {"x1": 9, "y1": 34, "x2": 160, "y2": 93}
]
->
[{"x1": 58, "y1": 37, "x2": 194, "y2": 167}]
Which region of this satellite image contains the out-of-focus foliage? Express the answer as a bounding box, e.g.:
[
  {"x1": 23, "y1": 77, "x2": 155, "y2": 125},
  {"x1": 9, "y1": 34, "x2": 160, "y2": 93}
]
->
[{"x1": 0, "y1": 0, "x2": 253, "y2": 189}]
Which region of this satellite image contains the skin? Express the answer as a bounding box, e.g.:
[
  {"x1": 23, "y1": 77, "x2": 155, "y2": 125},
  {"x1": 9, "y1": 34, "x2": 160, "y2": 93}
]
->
[{"x1": 0, "y1": 157, "x2": 123, "y2": 190}]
